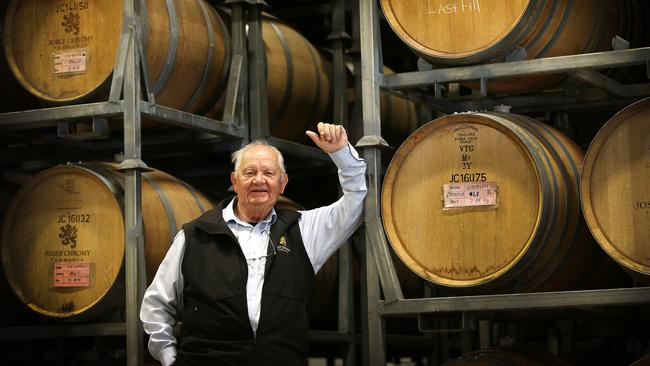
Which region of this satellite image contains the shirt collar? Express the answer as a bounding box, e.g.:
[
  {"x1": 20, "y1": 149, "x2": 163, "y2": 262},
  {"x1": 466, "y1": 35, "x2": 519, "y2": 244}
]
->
[{"x1": 222, "y1": 197, "x2": 278, "y2": 228}]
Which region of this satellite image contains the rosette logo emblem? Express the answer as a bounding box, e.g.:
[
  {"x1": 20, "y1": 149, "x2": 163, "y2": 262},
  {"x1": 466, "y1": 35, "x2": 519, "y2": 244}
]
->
[{"x1": 62, "y1": 12, "x2": 81, "y2": 35}]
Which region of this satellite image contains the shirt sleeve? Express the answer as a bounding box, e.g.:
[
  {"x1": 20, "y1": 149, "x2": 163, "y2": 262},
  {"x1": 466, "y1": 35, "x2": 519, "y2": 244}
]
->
[
  {"x1": 299, "y1": 143, "x2": 367, "y2": 273},
  {"x1": 140, "y1": 230, "x2": 186, "y2": 366}
]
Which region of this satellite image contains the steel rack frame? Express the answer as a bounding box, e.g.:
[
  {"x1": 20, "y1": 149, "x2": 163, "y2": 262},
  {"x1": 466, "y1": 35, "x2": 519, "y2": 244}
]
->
[
  {"x1": 355, "y1": 0, "x2": 650, "y2": 365},
  {"x1": 0, "y1": 1, "x2": 360, "y2": 366}
]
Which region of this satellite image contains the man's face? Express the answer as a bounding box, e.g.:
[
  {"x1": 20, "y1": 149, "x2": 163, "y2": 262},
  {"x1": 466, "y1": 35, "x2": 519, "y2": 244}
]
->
[{"x1": 230, "y1": 145, "x2": 288, "y2": 215}]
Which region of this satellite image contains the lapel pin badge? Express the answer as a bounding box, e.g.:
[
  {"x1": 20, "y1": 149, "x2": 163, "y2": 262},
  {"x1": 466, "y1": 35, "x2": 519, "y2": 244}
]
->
[{"x1": 277, "y1": 235, "x2": 291, "y2": 253}]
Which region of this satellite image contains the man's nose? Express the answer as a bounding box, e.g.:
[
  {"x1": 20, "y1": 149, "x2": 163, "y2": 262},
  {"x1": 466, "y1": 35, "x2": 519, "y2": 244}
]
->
[{"x1": 252, "y1": 172, "x2": 265, "y2": 183}]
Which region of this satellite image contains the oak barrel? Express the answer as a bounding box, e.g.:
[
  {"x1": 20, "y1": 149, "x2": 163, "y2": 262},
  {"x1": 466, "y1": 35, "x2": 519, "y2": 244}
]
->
[
  {"x1": 379, "y1": 0, "x2": 618, "y2": 93},
  {"x1": 207, "y1": 15, "x2": 332, "y2": 141},
  {"x1": 581, "y1": 97, "x2": 650, "y2": 285},
  {"x1": 382, "y1": 112, "x2": 609, "y2": 293},
  {"x1": 0, "y1": 163, "x2": 213, "y2": 320},
  {"x1": 3, "y1": 0, "x2": 229, "y2": 113}
]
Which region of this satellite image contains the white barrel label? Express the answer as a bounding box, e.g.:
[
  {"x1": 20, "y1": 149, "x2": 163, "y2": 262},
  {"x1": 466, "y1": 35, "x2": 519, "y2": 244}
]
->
[
  {"x1": 53, "y1": 262, "x2": 90, "y2": 288},
  {"x1": 53, "y1": 49, "x2": 88, "y2": 75},
  {"x1": 443, "y1": 181, "x2": 498, "y2": 209}
]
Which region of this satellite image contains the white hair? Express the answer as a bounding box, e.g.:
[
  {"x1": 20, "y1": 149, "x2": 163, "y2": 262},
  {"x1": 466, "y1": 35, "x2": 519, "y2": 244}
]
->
[{"x1": 231, "y1": 140, "x2": 286, "y2": 174}]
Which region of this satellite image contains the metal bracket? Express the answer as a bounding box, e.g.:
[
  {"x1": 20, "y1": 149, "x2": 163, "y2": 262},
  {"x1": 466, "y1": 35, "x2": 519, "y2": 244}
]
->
[
  {"x1": 355, "y1": 135, "x2": 391, "y2": 149},
  {"x1": 222, "y1": 54, "x2": 245, "y2": 126},
  {"x1": 109, "y1": 24, "x2": 131, "y2": 102},
  {"x1": 109, "y1": 9, "x2": 154, "y2": 104},
  {"x1": 417, "y1": 57, "x2": 433, "y2": 71},
  {"x1": 327, "y1": 30, "x2": 352, "y2": 42},
  {"x1": 114, "y1": 158, "x2": 153, "y2": 173},
  {"x1": 133, "y1": 22, "x2": 155, "y2": 104},
  {"x1": 505, "y1": 46, "x2": 527, "y2": 62},
  {"x1": 611, "y1": 35, "x2": 630, "y2": 51}
]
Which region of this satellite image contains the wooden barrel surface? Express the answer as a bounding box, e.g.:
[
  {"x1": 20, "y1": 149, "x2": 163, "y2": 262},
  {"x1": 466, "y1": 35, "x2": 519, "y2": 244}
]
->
[
  {"x1": 631, "y1": 354, "x2": 650, "y2": 366},
  {"x1": 264, "y1": 17, "x2": 331, "y2": 141},
  {"x1": 382, "y1": 112, "x2": 607, "y2": 293},
  {"x1": 380, "y1": 67, "x2": 421, "y2": 147},
  {"x1": 443, "y1": 348, "x2": 573, "y2": 366},
  {"x1": 3, "y1": 0, "x2": 229, "y2": 113},
  {"x1": 0, "y1": 18, "x2": 41, "y2": 113},
  {"x1": 380, "y1": 91, "x2": 419, "y2": 146},
  {"x1": 207, "y1": 15, "x2": 332, "y2": 142},
  {"x1": 581, "y1": 97, "x2": 650, "y2": 284},
  {"x1": 0, "y1": 163, "x2": 213, "y2": 320},
  {"x1": 379, "y1": 0, "x2": 617, "y2": 93},
  {"x1": 0, "y1": 181, "x2": 35, "y2": 326}
]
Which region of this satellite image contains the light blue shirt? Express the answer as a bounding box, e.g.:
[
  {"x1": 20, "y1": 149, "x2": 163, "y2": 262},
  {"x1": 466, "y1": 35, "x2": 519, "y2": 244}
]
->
[{"x1": 140, "y1": 143, "x2": 367, "y2": 366}]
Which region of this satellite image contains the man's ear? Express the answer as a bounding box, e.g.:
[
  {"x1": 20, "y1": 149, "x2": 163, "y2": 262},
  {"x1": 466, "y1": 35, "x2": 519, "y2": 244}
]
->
[
  {"x1": 230, "y1": 171, "x2": 237, "y2": 191},
  {"x1": 279, "y1": 173, "x2": 288, "y2": 194}
]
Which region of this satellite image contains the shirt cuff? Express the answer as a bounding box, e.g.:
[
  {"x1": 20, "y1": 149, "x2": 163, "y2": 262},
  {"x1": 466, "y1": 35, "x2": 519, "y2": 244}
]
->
[
  {"x1": 329, "y1": 143, "x2": 365, "y2": 168},
  {"x1": 159, "y1": 347, "x2": 177, "y2": 366}
]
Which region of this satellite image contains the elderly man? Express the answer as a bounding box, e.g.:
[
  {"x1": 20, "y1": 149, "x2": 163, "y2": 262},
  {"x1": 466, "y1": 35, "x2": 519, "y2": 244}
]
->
[{"x1": 140, "y1": 123, "x2": 367, "y2": 366}]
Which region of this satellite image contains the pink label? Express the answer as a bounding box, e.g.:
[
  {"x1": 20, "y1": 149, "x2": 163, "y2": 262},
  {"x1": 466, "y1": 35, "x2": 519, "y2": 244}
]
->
[
  {"x1": 53, "y1": 50, "x2": 88, "y2": 75},
  {"x1": 53, "y1": 262, "x2": 90, "y2": 288},
  {"x1": 443, "y1": 181, "x2": 497, "y2": 209}
]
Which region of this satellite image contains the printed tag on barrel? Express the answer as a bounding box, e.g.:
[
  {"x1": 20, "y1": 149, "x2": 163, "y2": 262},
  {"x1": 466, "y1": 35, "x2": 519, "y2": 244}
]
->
[
  {"x1": 53, "y1": 262, "x2": 90, "y2": 288},
  {"x1": 53, "y1": 50, "x2": 88, "y2": 75},
  {"x1": 443, "y1": 181, "x2": 497, "y2": 209}
]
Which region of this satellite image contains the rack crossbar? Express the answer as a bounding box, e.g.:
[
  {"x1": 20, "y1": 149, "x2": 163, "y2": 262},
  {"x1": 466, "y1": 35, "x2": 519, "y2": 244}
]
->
[
  {"x1": 379, "y1": 287, "x2": 650, "y2": 315},
  {"x1": 383, "y1": 48, "x2": 650, "y2": 89}
]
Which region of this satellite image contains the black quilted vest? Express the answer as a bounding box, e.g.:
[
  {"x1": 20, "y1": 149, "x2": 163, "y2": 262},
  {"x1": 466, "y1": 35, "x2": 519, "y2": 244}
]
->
[{"x1": 176, "y1": 201, "x2": 314, "y2": 366}]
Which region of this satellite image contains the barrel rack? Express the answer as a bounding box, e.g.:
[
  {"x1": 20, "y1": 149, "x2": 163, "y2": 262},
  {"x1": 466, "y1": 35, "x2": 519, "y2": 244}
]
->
[
  {"x1": 356, "y1": 0, "x2": 650, "y2": 365},
  {"x1": 0, "y1": 0, "x2": 358, "y2": 365},
  {"x1": 2, "y1": 0, "x2": 650, "y2": 365}
]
